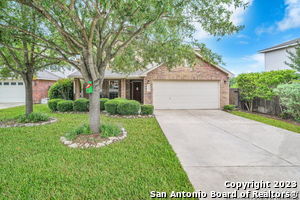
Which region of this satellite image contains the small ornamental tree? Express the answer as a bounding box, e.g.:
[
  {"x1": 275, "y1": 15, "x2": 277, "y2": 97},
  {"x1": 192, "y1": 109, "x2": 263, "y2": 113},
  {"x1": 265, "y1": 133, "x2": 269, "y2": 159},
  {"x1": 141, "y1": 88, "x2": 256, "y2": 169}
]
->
[
  {"x1": 6, "y1": 0, "x2": 248, "y2": 133},
  {"x1": 285, "y1": 44, "x2": 300, "y2": 72},
  {"x1": 236, "y1": 72, "x2": 260, "y2": 111},
  {"x1": 236, "y1": 70, "x2": 298, "y2": 111}
]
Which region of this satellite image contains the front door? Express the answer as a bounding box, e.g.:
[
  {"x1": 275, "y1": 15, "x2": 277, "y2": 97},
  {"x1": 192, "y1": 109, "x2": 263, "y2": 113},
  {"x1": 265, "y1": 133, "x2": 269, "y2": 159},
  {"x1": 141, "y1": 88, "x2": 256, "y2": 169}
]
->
[{"x1": 132, "y1": 81, "x2": 142, "y2": 103}]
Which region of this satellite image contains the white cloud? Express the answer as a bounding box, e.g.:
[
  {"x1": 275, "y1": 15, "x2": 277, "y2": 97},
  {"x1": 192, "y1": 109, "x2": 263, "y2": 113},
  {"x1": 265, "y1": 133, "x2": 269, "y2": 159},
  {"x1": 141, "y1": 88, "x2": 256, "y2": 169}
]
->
[
  {"x1": 194, "y1": 0, "x2": 252, "y2": 40},
  {"x1": 239, "y1": 54, "x2": 264, "y2": 73},
  {"x1": 238, "y1": 41, "x2": 249, "y2": 44},
  {"x1": 255, "y1": 25, "x2": 275, "y2": 35},
  {"x1": 277, "y1": 0, "x2": 300, "y2": 31},
  {"x1": 230, "y1": 0, "x2": 253, "y2": 25},
  {"x1": 193, "y1": 23, "x2": 211, "y2": 40},
  {"x1": 227, "y1": 54, "x2": 264, "y2": 75}
]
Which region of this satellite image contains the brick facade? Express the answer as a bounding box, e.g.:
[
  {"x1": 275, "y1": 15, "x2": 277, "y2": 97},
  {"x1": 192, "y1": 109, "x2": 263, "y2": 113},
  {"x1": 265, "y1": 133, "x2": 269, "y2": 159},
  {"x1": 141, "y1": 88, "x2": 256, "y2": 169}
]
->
[
  {"x1": 143, "y1": 59, "x2": 230, "y2": 108},
  {"x1": 32, "y1": 80, "x2": 56, "y2": 103}
]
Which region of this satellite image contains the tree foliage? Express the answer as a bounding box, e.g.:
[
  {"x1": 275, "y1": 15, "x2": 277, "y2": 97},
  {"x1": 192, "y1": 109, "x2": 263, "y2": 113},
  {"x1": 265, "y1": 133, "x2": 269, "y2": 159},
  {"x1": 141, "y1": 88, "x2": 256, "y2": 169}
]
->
[
  {"x1": 236, "y1": 70, "x2": 298, "y2": 111},
  {"x1": 0, "y1": 2, "x2": 62, "y2": 114},
  {"x1": 3, "y1": 0, "x2": 248, "y2": 133},
  {"x1": 285, "y1": 44, "x2": 300, "y2": 72}
]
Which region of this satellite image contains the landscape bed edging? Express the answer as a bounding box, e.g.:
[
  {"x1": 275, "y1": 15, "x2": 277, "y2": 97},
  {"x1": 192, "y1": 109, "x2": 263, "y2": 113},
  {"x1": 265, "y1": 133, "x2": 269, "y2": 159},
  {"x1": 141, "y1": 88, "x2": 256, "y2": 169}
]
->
[
  {"x1": 0, "y1": 118, "x2": 58, "y2": 128},
  {"x1": 60, "y1": 128, "x2": 127, "y2": 149},
  {"x1": 104, "y1": 113, "x2": 155, "y2": 118}
]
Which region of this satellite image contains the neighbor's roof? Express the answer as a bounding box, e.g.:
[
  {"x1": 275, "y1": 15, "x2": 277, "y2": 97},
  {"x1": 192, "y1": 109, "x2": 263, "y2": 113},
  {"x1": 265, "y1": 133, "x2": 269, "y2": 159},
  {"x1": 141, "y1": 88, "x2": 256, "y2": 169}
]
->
[
  {"x1": 259, "y1": 37, "x2": 300, "y2": 53},
  {"x1": 35, "y1": 70, "x2": 63, "y2": 81}
]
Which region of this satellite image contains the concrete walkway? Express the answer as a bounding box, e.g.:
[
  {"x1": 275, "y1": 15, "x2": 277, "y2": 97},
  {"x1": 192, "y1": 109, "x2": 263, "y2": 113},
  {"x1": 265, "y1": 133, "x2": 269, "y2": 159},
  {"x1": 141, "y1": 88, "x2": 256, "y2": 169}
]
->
[
  {"x1": 0, "y1": 102, "x2": 24, "y2": 110},
  {"x1": 155, "y1": 110, "x2": 300, "y2": 196}
]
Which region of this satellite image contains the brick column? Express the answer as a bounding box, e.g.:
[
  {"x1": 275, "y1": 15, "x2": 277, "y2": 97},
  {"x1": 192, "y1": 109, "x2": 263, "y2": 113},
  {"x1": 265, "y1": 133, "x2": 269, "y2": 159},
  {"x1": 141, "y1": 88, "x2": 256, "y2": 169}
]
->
[{"x1": 120, "y1": 79, "x2": 126, "y2": 98}]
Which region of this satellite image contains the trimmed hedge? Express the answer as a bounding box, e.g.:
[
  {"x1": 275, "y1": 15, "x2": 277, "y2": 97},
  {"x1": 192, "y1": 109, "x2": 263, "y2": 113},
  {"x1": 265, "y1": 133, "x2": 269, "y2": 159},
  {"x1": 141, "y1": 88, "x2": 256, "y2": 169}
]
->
[
  {"x1": 117, "y1": 100, "x2": 141, "y2": 115},
  {"x1": 104, "y1": 99, "x2": 121, "y2": 115},
  {"x1": 73, "y1": 98, "x2": 89, "y2": 112},
  {"x1": 48, "y1": 99, "x2": 63, "y2": 112},
  {"x1": 141, "y1": 104, "x2": 154, "y2": 115},
  {"x1": 57, "y1": 100, "x2": 74, "y2": 112},
  {"x1": 100, "y1": 98, "x2": 109, "y2": 110}
]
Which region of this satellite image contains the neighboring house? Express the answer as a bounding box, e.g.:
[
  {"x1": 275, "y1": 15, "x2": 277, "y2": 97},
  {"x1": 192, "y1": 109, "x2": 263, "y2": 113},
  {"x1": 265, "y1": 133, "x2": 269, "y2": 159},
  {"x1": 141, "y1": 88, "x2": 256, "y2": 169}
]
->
[
  {"x1": 0, "y1": 70, "x2": 62, "y2": 103},
  {"x1": 68, "y1": 53, "x2": 233, "y2": 109},
  {"x1": 260, "y1": 37, "x2": 300, "y2": 71}
]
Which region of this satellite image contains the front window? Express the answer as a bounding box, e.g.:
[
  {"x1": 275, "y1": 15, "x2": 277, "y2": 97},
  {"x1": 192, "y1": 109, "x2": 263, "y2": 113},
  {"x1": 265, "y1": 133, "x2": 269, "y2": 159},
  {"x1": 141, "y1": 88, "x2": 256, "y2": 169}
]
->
[{"x1": 109, "y1": 80, "x2": 119, "y2": 99}]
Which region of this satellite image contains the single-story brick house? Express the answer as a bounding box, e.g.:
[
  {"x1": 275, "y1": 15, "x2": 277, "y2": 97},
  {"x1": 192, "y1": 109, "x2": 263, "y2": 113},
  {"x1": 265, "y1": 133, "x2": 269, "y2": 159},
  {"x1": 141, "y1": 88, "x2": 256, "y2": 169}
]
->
[
  {"x1": 0, "y1": 70, "x2": 62, "y2": 103},
  {"x1": 68, "y1": 53, "x2": 233, "y2": 109}
]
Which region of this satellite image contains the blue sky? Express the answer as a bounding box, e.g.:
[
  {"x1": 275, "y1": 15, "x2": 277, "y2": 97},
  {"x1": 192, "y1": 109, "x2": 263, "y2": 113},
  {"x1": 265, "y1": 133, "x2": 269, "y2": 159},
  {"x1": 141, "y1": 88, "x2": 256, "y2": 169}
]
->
[{"x1": 194, "y1": 0, "x2": 300, "y2": 75}]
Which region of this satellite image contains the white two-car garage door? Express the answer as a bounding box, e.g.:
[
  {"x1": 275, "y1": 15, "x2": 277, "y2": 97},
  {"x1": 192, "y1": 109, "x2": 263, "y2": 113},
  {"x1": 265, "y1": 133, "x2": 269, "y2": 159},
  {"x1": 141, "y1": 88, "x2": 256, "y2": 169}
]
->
[
  {"x1": 153, "y1": 80, "x2": 220, "y2": 109},
  {"x1": 0, "y1": 80, "x2": 25, "y2": 103}
]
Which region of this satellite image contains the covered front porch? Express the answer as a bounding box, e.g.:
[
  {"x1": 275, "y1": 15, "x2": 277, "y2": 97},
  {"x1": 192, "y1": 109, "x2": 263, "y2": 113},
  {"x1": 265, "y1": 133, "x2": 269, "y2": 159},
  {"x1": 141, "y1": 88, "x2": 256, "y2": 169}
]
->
[{"x1": 73, "y1": 78, "x2": 144, "y2": 103}]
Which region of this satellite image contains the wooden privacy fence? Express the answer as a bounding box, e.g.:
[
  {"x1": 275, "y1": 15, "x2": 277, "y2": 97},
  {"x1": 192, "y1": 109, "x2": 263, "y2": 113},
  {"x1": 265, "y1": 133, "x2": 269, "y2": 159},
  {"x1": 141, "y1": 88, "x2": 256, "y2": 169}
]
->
[{"x1": 229, "y1": 88, "x2": 282, "y2": 116}]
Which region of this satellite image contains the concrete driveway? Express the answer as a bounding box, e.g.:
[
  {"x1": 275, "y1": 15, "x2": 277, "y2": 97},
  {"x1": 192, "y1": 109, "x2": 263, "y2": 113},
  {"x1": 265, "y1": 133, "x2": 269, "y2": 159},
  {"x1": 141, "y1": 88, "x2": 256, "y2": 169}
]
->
[
  {"x1": 0, "y1": 102, "x2": 24, "y2": 109},
  {"x1": 155, "y1": 110, "x2": 300, "y2": 196}
]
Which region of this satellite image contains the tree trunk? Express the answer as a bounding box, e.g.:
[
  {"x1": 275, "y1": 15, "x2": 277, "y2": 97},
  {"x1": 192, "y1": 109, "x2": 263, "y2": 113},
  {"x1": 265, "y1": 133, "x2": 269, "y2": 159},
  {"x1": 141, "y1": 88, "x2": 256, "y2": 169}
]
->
[
  {"x1": 24, "y1": 75, "x2": 33, "y2": 116},
  {"x1": 89, "y1": 81, "x2": 101, "y2": 134},
  {"x1": 250, "y1": 101, "x2": 253, "y2": 112},
  {"x1": 245, "y1": 102, "x2": 250, "y2": 111}
]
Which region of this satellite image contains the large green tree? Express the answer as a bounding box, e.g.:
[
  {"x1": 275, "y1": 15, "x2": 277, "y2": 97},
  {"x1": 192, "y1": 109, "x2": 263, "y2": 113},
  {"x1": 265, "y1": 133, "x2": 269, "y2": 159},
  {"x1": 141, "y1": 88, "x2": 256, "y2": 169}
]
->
[
  {"x1": 0, "y1": 2, "x2": 61, "y2": 115},
  {"x1": 4, "y1": 0, "x2": 248, "y2": 133}
]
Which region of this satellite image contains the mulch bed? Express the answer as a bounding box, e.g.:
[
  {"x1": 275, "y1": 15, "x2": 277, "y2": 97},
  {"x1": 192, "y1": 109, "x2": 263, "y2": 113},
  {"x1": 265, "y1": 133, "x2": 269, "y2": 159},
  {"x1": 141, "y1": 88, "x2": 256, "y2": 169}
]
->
[
  {"x1": 0, "y1": 118, "x2": 58, "y2": 128},
  {"x1": 60, "y1": 128, "x2": 127, "y2": 149}
]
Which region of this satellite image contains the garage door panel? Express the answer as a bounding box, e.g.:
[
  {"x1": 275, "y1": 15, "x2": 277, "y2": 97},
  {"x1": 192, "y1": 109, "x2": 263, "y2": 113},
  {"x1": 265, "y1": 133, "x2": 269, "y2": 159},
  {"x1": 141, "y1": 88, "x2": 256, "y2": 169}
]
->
[
  {"x1": 153, "y1": 81, "x2": 220, "y2": 109},
  {"x1": 0, "y1": 81, "x2": 25, "y2": 103}
]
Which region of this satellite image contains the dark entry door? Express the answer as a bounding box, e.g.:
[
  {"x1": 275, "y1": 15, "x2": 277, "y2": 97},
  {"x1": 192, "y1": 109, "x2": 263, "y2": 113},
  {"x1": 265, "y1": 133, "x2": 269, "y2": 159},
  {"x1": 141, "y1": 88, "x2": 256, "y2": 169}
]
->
[{"x1": 132, "y1": 81, "x2": 142, "y2": 102}]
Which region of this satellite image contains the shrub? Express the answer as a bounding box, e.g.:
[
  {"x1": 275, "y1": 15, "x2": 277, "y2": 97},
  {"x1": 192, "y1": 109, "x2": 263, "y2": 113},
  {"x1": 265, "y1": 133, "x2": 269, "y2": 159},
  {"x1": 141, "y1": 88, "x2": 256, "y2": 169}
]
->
[
  {"x1": 17, "y1": 112, "x2": 49, "y2": 123},
  {"x1": 274, "y1": 83, "x2": 300, "y2": 121},
  {"x1": 104, "y1": 99, "x2": 126, "y2": 114},
  {"x1": 48, "y1": 78, "x2": 74, "y2": 100},
  {"x1": 223, "y1": 104, "x2": 236, "y2": 111},
  {"x1": 117, "y1": 100, "x2": 141, "y2": 115},
  {"x1": 57, "y1": 100, "x2": 74, "y2": 112},
  {"x1": 100, "y1": 98, "x2": 109, "y2": 110},
  {"x1": 48, "y1": 98, "x2": 63, "y2": 111},
  {"x1": 100, "y1": 123, "x2": 122, "y2": 138},
  {"x1": 73, "y1": 98, "x2": 89, "y2": 112},
  {"x1": 65, "y1": 124, "x2": 91, "y2": 140},
  {"x1": 141, "y1": 104, "x2": 154, "y2": 115}
]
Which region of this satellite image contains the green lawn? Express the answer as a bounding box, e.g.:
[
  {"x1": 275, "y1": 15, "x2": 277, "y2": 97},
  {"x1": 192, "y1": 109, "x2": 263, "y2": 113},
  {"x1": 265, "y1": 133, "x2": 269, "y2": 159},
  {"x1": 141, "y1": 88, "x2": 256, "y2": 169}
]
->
[
  {"x1": 0, "y1": 105, "x2": 194, "y2": 199},
  {"x1": 230, "y1": 110, "x2": 300, "y2": 134}
]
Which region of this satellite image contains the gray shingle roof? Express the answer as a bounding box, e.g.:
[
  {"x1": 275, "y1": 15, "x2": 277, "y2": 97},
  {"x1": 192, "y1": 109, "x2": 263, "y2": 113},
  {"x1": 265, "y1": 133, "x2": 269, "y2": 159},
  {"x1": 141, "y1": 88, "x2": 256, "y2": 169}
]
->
[
  {"x1": 36, "y1": 70, "x2": 62, "y2": 80},
  {"x1": 68, "y1": 64, "x2": 159, "y2": 79},
  {"x1": 260, "y1": 37, "x2": 300, "y2": 53}
]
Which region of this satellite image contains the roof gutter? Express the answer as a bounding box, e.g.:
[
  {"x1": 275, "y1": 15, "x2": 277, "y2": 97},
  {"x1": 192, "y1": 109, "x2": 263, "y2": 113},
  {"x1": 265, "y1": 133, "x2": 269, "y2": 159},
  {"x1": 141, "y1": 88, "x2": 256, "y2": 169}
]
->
[{"x1": 259, "y1": 43, "x2": 298, "y2": 53}]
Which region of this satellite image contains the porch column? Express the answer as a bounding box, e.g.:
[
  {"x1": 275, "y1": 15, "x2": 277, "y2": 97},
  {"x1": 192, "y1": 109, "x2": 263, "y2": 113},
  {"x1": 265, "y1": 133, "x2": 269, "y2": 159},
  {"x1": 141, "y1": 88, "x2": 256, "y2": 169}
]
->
[
  {"x1": 120, "y1": 79, "x2": 126, "y2": 98},
  {"x1": 74, "y1": 78, "x2": 81, "y2": 100}
]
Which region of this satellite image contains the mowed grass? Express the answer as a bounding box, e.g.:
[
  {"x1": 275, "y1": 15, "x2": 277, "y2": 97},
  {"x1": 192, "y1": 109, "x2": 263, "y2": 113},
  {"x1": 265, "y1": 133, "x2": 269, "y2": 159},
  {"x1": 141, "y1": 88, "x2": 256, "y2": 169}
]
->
[
  {"x1": 0, "y1": 105, "x2": 194, "y2": 200},
  {"x1": 230, "y1": 111, "x2": 300, "y2": 134}
]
